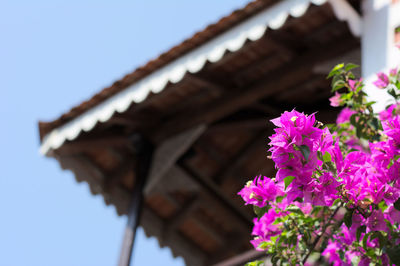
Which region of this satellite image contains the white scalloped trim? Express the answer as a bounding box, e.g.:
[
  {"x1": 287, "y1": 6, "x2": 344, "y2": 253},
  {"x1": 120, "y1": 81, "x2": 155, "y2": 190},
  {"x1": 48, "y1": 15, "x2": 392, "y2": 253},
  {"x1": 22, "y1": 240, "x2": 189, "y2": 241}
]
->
[{"x1": 40, "y1": 0, "x2": 361, "y2": 155}]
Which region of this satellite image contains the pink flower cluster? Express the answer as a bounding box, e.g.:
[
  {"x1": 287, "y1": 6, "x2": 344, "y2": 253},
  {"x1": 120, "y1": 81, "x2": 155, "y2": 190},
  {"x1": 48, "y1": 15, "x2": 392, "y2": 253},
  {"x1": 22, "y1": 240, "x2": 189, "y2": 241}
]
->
[
  {"x1": 239, "y1": 106, "x2": 400, "y2": 264},
  {"x1": 238, "y1": 175, "x2": 284, "y2": 208},
  {"x1": 268, "y1": 110, "x2": 338, "y2": 205},
  {"x1": 373, "y1": 68, "x2": 398, "y2": 89}
]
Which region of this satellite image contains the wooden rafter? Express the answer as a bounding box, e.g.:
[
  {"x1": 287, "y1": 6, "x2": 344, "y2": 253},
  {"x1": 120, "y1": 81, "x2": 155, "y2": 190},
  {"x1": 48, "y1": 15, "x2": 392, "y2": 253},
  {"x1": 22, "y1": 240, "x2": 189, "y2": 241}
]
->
[
  {"x1": 212, "y1": 132, "x2": 267, "y2": 185},
  {"x1": 212, "y1": 249, "x2": 265, "y2": 266},
  {"x1": 160, "y1": 196, "x2": 200, "y2": 246},
  {"x1": 103, "y1": 156, "x2": 133, "y2": 190},
  {"x1": 188, "y1": 74, "x2": 225, "y2": 97},
  {"x1": 250, "y1": 102, "x2": 281, "y2": 115},
  {"x1": 194, "y1": 137, "x2": 229, "y2": 165},
  {"x1": 150, "y1": 36, "x2": 359, "y2": 143},
  {"x1": 140, "y1": 207, "x2": 208, "y2": 266},
  {"x1": 275, "y1": 74, "x2": 326, "y2": 101},
  {"x1": 206, "y1": 118, "x2": 271, "y2": 135},
  {"x1": 144, "y1": 125, "x2": 206, "y2": 195},
  {"x1": 208, "y1": 233, "x2": 250, "y2": 265},
  {"x1": 177, "y1": 162, "x2": 253, "y2": 227},
  {"x1": 56, "y1": 135, "x2": 130, "y2": 155}
]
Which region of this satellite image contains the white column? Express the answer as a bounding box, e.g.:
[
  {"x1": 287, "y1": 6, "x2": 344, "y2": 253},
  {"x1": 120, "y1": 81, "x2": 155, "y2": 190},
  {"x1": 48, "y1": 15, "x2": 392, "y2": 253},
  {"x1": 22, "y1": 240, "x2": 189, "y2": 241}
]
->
[{"x1": 362, "y1": 0, "x2": 400, "y2": 111}]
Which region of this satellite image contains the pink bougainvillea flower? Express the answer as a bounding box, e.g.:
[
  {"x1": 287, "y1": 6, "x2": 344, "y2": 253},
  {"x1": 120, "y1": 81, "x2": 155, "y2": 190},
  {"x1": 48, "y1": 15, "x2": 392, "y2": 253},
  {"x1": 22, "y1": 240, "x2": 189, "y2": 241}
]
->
[
  {"x1": 250, "y1": 207, "x2": 284, "y2": 250},
  {"x1": 373, "y1": 72, "x2": 389, "y2": 89},
  {"x1": 359, "y1": 257, "x2": 371, "y2": 266},
  {"x1": 321, "y1": 242, "x2": 342, "y2": 266},
  {"x1": 336, "y1": 108, "x2": 356, "y2": 124},
  {"x1": 379, "y1": 103, "x2": 400, "y2": 121},
  {"x1": 386, "y1": 205, "x2": 400, "y2": 223},
  {"x1": 366, "y1": 210, "x2": 387, "y2": 232},
  {"x1": 329, "y1": 92, "x2": 341, "y2": 107},
  {"x1": 348, "y1": 78, "x2": 362, "y2": 91},
  {"x1": 238, "y1": 175, "x2": 283, "y2": 208}
]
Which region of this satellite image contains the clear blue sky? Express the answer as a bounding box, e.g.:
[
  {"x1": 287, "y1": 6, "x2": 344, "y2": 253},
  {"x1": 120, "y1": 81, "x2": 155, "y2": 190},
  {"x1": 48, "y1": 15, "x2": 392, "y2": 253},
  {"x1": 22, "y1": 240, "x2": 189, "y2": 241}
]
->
[{"x1": 0, "y1": 1, "x2": 250, "y2": 265}]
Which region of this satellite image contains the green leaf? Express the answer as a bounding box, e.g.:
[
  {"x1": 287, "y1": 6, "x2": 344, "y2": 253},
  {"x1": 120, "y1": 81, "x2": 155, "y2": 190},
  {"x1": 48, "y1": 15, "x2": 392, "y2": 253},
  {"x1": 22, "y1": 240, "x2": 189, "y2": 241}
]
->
[
  {"x1": 339, "y1": 250, "x2": 345, "y2": 260},
  {"x1": 311, "y1": 206, "x2": 323, "y2": 215},
  {"x1": 286, "y1": 205, "x2": 304, "y2": 216},
  {"x1": 253, "y1": 206, "x2": 267, "y2": 219},
  {"x1": 387, "y1": 246, "x2": 400, "y2": 265},
  {"x1": 257, "y1": 241, "x2": 269, "y2": 250},
  {"x1": 269, "y1": 235, "x2": 278, "y2": 244},
  {"x1": 327, "y1": 63, "x2": 345, "y2": 78},
  {"x1": 323, "y1": 151, "x2": 332, "y2": 163},
  {"x1": 317, "y1": 150, "x2": 323, "y2": 161},
  {"x1": 370, "y1": 231, "x2": 386, "y2": 250},
  {"x1": 350, "y1": 113, "x2": 358, "y2": 127},
  {"x1": 276, "y1": 195, "x2": 285, "y2": 203},
  {"x1": 378, "y1": 200, "x2": 388, "y2": 211},
  {"x1": 245, "y1": 260, "x2": 264, "y2": 266},
  {"x1": 366, "y1": 101, "x2": 376, "y2": 107},
  {"x1": 356, "y1": 122, "x2": 362, "y2": 139},
  {"x1": 344, "y1": 209, "x2": 354, "y2": 228},
  {"x1": 362, "y1": 232, "x2": 373, "y2": 250},
  {"x1": 332, "y1": 198, "x2": 341, "y2": 206},
  {"x1": 356, "y1": 225, "x2": 366, "y2": 242},
  {"x1": 368, "y1": 117, "x2": 381, "y2": 131},
  {"x1": 394, "y1": 198, "x2": 400, "y2": 211},
  {"x1": 271, "y1": 255, "x2": 279, "y2": 265},
  {"x1": 332, "y1": 80, "x2": 346, "y2": 92},
  {"x1": 284, "y1": 176, "x2": 295, "y2": 190},
  {"x1": 325, "y1": 161, "x2": 337, "y2": 175},
  {"x1": 299, "y1": 145, "x2": 311, "y2": 162},
  {"x1": 345, "y1": 63, "x2": 359, "y2": 71},
  {"x1": 366, "y1": 248, "x2": 375, "y2": 257}
]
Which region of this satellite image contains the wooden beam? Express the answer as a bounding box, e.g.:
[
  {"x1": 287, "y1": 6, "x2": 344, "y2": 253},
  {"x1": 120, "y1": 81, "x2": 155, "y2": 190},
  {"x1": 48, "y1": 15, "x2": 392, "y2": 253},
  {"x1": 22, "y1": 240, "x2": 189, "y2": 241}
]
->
[
  {"x1": 250, "y1": 102, "x2": 281, "y2": 116},
  {"x1": 194, "y1": 137, "x2": 228, "y2": 165},
  {"x1": 144, "y1": 125, "x2": 206, "y2": 195},
  {"x1": 212, "y1": 249, "x2": 265, "y2": 266},
  {"x1": 303, "y1": 20, "x2": 348, "y2": 47},
  {"x1": 160, "y1": 190, "x2": 247, "y2": 255},
  {"x1": 140, "y1": 207, "x2": 208, "y2": 266},
  {"x1": 199, "y1": 192, "x2": 251, "y2": 236},
  {"x1": 103, "y1": 157, "x2": 134, "y2": 190},
  {"x1": 56, "y1": 135, "x2": 130, "y2": 155},
  {"x1": 106, "y1": 110, "x2": 161, "y2": 127},
  {"x1": 188, "y1": 74, "x2": 225, "y2": 97},
  {"x1": 162, "y1": 163, "x2": 252, "y2": 235},
  {"x1": 232, "y1": 52, "x2": 288, "y2": 87},
  {"x1": 206, "y1": 118, "x2": 271, "y2": 135},
  {"x1": 151, "y1": 165, "x2": 200, "y2": 194},
  {"x1": 150, "y1": 36, "x2": 359, "y2": 143},
  {"x1": 192, "y1": 215, "x2": 226, "y2": 247},
  {"x1": 177, "y1": 162, "x2": 253, "y2": 227},
  {"x1": 118, "y1": 136, "x2": 153, "y2": 266},
  {"x1": 208, "y1": 232, "x2": 250, "y2": 265},
  {"x1": 160, "y1": 196, "x2": 200, "y2": 245},
  {"x1": 275, "y1": 74, "x2": 326, "y2": 101},
  {"x1": 213, "y1": 133, "x2": 267, "y2": 185}
]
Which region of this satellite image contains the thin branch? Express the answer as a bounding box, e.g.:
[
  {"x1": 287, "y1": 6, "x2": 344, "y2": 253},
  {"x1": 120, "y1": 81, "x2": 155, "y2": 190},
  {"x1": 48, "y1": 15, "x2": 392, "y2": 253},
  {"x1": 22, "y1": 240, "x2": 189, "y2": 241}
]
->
[{"x1": 302, "y1": 204, "x2": 342, "y2": 264}]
